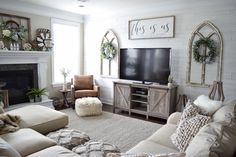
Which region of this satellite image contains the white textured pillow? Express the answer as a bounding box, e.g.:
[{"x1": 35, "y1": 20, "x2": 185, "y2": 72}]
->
[{"x1": 194, "y1": 95, "x2": 223, "y2": 115}]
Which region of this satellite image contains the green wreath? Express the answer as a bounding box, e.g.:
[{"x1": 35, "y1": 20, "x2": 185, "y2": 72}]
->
[
  {"x1": 193, "y1": 37, "x2": 217, "y2": 64},
  {"x1": 100, "y1": 42, "x2": 117, "y2": 60}
]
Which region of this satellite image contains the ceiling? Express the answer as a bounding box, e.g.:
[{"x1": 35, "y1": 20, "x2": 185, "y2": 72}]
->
[{"x1": 16, "y1": 0, "x2": 165, "y2": 15}]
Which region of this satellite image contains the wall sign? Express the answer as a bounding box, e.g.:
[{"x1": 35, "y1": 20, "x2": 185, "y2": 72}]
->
[{"x1": 129, "y1": 16, "x2": 175, "y2": 39}]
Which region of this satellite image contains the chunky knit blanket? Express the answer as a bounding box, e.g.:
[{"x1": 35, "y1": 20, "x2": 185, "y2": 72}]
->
[{"x1": 0, "y1": 113, "x2": 21, "y2": 135}]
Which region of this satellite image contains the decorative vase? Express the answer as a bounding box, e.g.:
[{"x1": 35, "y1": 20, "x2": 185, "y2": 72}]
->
[
  {"x1": 168, "y1": 83, "x2": 173, "y2": 88},
  {"x1": 29, "y1": 98, "x2": 34, "y2": 103},
  {"x1": 62, "y1": 83, "x2": 67, "y2": 91}
]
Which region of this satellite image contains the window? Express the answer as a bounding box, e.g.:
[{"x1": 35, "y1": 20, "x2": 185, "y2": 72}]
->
[{"x1": 51, "y1": 19, "x2": 81, "y2": 84}]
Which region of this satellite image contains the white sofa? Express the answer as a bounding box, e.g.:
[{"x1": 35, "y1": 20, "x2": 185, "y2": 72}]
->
[{"x1": 127, "y1": 100, "x2": 236, "y2": 157}]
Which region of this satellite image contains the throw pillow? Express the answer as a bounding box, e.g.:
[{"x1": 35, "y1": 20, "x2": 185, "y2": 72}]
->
[
  {"x1": 185, "y1": 119, "x2": 236, "y2": 157},
  {"x1": 171, "y1": 114, "x2": 210, "y2": 152},
  {"x1": 107, "y1": 152, "x2": 185, "y2": 157},
  {"x1": 179, "y1": 101, "x2": 199, "y2": 122},
  {"x1": 193, "y1": 95, "x2": 223, "y2": 116}
]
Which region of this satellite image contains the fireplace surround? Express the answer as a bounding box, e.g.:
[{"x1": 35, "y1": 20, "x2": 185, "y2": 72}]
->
[{"x1": 0, "y1": 50, "x2": 50, "y2": 106}]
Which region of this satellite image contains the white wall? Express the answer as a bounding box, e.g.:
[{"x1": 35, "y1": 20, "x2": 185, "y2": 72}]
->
[{"x1": 84, "y1": 0, "x2": 236, "y2": 104}]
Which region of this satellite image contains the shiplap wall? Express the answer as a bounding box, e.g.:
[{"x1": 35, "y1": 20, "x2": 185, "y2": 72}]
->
[{"x1": 84, "y1": 0, "x2": 236, "y2": 104}]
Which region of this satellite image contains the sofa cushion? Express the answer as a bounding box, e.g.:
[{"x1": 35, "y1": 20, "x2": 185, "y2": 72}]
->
[
  {"x1": 194, "y1": 95, "x2": 223, "y2": 115},
  {"x1": 127, "y1": 140, "x2": 178, "y2": 154},
  {"x1": 7, "y1": 105, "x2": 68, "y2": 134},
  {"x1": 26, "y1": 145, "x2": 79, "y2": 157},
  {"x1": 147, "y1": 124, "x2": 178, "y2": 150},
  {"x1": 74, "y1": 75, "x2": 93, "y2": 90},
  {"x1": 0, "y1": 137, "x2": 21, "y2": 157},
  {"x1": 0, "y1": 128, "x2": 56, "y2": 156},
  {"x1": 75, "y1": 90, "x2": 98, "y2": 98}
]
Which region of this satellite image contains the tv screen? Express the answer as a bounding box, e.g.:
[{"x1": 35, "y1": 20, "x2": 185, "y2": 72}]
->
[{"x1": 119, "y1": 48, "x2": 171, "y2": 84}]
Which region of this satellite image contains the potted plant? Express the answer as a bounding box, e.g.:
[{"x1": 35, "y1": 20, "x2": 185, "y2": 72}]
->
[{"x1": 26, "y1": 88, "x2": 47, "y2": 102}]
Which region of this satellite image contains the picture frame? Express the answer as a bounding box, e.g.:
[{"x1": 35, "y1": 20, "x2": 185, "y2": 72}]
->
[{"x1": 129, "y1": 16, "x2": 175, "y2": 40}]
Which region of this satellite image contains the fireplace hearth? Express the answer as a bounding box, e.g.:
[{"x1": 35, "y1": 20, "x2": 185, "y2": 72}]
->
[{"x1": 0, "y1": 64, "x2": 38, "y2": 105}]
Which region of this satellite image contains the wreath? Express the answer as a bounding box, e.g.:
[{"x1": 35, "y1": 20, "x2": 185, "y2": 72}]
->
[
  {"x1": 193, "y1": 37, "x2": 217, "y2": 64},
  {"x1": 100, "y1": 42, "x2": 117, "y2": 60}
]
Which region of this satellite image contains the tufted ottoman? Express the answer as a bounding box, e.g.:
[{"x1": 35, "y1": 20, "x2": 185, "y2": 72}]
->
[
  {"x1": 72, "y1": 141, "x2": 120, "y2": 156},
  {"x1": 75, "y1": 97, "x2": 102, "y2": 116},
  {"x1": 47, "y1": 128, "x2": 90, "y2": 150}
]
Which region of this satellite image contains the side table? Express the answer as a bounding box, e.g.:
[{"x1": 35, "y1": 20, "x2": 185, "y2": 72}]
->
[{"x1": 59, "y1": 89, "x2": 71, "y2": 108}]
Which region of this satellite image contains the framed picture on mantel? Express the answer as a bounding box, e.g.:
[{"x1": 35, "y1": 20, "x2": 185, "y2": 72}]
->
[{"x1": 129, "y1": 16, "x2": 175, "y2": 39}]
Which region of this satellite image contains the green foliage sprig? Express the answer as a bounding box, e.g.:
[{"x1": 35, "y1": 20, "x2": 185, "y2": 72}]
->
[{"x1": 193, "y1": 37, "x2": 217, "y2": 64}]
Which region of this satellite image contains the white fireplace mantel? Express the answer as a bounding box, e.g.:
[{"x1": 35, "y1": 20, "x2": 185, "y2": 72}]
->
[{"x1": 0, "y1": 50, "x2": 51, "y2": 89}]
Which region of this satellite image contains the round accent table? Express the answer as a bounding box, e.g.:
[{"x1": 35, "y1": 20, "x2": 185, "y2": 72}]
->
[{"x1": 59, "y1": 89, "x2": 71, "y2": 108}]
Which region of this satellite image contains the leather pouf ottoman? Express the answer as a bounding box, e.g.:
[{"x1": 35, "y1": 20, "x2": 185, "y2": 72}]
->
[
  {"x1": 72, "y1": 141, "x2": 120, "y2": 156},
  {"x1": 75, "y1": 97, "x2": 102, "y2": 117},
  {"x1": 46, "y1": 128, "x2": 90, "y2": 150}
]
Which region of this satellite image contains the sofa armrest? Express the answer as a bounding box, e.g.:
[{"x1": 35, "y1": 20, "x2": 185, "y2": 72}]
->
[
  {"x1": 167, "y1": 112, "x2": 182, "y2": 125},
  {"x1": 93, "y1": 85, "x2": 100, "y2": 98}
]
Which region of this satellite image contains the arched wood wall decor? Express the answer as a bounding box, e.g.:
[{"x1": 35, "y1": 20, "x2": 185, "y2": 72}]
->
[
  {"x1": 187, "y1": 21, "x2": 223, "y2": 87},
  {"x1": 100, "y1": 29, "x2": 119, "y2": 77}
]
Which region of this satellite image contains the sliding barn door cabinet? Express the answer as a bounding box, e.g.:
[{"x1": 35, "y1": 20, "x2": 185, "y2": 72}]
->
[{"x1": 113, "y1": 81, "x2": 177, "y2": 120}]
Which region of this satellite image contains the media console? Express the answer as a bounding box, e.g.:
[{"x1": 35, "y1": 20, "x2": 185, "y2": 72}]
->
[{"x1": 113, "y1": 81, "x2": 177, "y2": 120}]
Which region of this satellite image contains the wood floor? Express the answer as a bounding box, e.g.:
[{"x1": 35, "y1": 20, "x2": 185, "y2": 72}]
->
[{"x1": 102, "y1": 104, "x2": 166, "y2": 124}]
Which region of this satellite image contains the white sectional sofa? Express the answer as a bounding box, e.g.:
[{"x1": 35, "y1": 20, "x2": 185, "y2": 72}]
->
[
  {"x1": 0, "y1": 105, "x2": 81, "y2": 157},
  {"x1": 127, "y1": 100, "x2": 236, "y2": 157}
]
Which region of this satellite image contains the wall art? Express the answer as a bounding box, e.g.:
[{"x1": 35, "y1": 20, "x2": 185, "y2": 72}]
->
[{"x1": 129, "y1": 16, "x2": 175, "y2": 39}]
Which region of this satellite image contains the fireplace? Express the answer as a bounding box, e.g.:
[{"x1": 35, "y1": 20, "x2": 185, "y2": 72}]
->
[{"x1": 0, "y1": 64, "x2": 38, "y2": 105}]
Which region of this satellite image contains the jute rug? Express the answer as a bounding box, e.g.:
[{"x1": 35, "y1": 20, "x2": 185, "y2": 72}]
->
[{"x1": 61, "y1": 108, "x2": 162, "y2": 152}]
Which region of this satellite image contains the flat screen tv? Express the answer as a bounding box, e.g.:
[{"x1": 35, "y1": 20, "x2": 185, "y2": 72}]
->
[{"x1": 119, "y1": 48, "x2": 171, "y2": 84}]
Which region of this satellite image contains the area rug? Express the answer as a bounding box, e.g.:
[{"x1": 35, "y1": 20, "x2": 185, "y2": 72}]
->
[{"x1": 61, "y1": 108, "x2": 162, "y2": 152}]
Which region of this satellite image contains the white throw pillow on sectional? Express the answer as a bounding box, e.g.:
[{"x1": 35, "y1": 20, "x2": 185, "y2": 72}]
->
[{"x1": 193, "y1": 95, "x2": 223, "y2": 116}]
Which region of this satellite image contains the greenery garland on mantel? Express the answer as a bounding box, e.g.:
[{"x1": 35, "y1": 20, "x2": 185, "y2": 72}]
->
[
  {"x1": 193, "y1": 37, "x2": 217, "y2": 64},
  {"x1": 100, "y1": 42, "x2": 117, "y2": 60}
]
